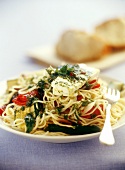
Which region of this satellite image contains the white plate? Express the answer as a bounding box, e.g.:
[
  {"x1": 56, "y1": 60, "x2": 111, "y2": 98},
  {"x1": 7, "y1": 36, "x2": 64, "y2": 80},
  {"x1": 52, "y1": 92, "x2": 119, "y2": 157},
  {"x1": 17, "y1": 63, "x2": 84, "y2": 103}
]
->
[{"x1": 0, "y1": 75, "x2": 125, "y2": 143}]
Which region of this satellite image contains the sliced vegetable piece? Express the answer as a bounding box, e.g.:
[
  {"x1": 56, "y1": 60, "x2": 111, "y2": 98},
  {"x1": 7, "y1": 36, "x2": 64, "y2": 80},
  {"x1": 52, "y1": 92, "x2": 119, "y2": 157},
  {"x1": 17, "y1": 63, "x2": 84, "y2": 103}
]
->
[{"x1": 45, "y1": 124, "x2": 100, "y2": 135}]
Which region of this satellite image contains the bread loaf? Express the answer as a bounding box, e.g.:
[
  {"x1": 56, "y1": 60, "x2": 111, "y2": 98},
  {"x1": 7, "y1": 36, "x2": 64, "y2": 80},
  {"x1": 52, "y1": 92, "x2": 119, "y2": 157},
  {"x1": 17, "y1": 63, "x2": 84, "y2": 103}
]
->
[
  {"x1": 95, "y1": 18, "x2": 125, "y2": 48},
  {"x1": 56, "y1": 30, "x2": 108, "y2": 63}
]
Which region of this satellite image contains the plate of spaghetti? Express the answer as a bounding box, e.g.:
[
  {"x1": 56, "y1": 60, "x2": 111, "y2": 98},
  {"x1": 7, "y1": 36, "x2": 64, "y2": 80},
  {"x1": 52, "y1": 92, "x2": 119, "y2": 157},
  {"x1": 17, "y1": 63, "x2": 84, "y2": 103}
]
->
[{"x1": 0, "y1": 64, "x2": 125, "y2": 143}]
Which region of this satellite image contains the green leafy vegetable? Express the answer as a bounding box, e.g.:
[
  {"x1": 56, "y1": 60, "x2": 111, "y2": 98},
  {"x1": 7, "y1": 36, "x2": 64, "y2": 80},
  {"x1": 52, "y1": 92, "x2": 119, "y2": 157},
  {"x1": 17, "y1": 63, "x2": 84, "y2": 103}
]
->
[
  {"x1": 24, "y1": 113, "x2": 35, "y2": 133},
  {"x1": 37, "y1": 80, "x2": 46, "y2": 90},
  {"x1": 26, "y1": 96, "x2": 38, "y2": 107},
  {"x1": 45, "y1": 124, "x2": 100, "y2": 135}
]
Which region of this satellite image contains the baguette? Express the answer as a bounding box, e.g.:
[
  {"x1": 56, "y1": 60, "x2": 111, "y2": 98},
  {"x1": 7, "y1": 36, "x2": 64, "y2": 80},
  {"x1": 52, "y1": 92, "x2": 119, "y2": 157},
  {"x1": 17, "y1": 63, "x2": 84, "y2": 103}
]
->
[
  {"x1": 56, "y1": 30, "x2": 109, "y2": 63},
  {"x1": 95, "y1": 18, "x2": 125, "y2": 48}
]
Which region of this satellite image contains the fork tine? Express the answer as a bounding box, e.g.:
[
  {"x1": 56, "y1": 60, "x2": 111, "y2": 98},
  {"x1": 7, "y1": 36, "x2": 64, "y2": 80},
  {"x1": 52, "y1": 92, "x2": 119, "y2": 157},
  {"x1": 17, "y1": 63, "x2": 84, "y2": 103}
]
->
[
  {"x1": 112, "y1": 89, "x2": 116, "y2": 97},
  {"x1": 108, "y1": 88, "x2": 111, "y2": 95},
  {"x1": 116, "y1": 89, "x2": 120, "y2": 100}
]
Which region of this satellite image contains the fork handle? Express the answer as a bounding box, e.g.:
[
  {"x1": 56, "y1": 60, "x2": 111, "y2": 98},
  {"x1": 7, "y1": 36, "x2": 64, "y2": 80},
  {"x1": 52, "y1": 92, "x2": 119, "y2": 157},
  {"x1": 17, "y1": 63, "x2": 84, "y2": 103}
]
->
[{"x1": 99, "y1": 104, "x2": 115, "y2": 145}]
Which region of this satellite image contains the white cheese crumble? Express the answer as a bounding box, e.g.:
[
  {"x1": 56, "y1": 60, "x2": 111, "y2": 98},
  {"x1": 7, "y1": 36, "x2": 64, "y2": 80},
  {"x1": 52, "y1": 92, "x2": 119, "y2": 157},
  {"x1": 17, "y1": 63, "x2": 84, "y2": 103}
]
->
[
  {"x1": 51, "y1": 77, "x2": 86, "y2": 96},
  {"x1": 51, "y1": 64, "x2": 100, "y2": 96}
]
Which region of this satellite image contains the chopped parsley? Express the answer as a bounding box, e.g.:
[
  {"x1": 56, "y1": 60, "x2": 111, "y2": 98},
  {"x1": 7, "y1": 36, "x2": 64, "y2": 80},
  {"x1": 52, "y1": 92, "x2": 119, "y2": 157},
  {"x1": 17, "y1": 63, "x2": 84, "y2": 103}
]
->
[
  {"x1": 64, "y1": 114, "x2": 68, "y2": 120},
  {"x1": 28, "y1": 85, "x2": 34, "y2": 89},
  {"x1": 14, "y1": 110, "x2": 17, "y2": 120},
  {"x1": 56, "y1": 105, "x2": 64, "y2": 114},
  {"x1": 84, "y1": 81, "x2": 92, "y2": 90},
  {"x1": 46, "y1": 64, "x2": 86, "y2": 82},
  {"x1": 82, "y1": 99, "x2": 93, "y2": 107},
  {"x1": 20, "y1": 106, "x2": 25, "y2": 111}
]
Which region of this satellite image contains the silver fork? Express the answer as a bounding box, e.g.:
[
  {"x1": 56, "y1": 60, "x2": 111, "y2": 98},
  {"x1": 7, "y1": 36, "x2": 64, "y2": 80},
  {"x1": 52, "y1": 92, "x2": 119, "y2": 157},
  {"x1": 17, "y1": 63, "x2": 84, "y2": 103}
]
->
[{"x1": 99, "y1": 88, "x2": 120, "y2": 145}]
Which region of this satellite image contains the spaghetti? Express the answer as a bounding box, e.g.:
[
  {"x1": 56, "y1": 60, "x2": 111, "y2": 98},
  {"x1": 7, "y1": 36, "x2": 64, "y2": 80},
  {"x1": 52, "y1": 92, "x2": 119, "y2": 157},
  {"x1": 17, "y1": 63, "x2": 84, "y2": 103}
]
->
[{"x1": 0, "y1": 64, "x2": 125, "y2": 136}]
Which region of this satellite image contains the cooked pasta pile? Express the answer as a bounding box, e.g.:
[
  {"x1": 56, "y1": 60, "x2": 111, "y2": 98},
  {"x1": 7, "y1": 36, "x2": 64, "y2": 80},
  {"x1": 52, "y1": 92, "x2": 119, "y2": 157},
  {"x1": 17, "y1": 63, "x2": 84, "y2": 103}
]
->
[{"x1": 0, "y1": 64, "x2": 125, "y2": 136}]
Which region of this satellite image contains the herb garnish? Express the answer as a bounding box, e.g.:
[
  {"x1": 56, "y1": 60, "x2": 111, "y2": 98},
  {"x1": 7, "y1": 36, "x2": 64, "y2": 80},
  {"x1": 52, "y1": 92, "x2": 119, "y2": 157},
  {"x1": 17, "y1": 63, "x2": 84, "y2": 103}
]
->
[
  {"x1": 20, "y1": 106, "x2": 25, "y2": 111},
  {"x1": 37, "y1": 80, "x2": 46, "y2": 90},
  {"x1": 64, "y1": 114, "x2": 68, "y2": 120},
  {"x1": 82, "y1": 99, "x2": 93, "y2": 107},
  {"x1": 46, "y1": 64, "x2": 86, "y2": 82},
  {"x1": 56, "y1": 105, "x2": 64, "y2": 114},
  {"x1": 84, "y1": 82, "x2": 92, "y2": 90}
]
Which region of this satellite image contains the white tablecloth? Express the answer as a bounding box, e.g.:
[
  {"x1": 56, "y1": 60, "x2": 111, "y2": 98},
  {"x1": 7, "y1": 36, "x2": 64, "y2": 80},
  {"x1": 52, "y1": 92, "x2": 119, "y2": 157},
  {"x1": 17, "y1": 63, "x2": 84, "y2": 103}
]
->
[{"x1": 0, "y1": 1, "x2": 125, "y2": 170}]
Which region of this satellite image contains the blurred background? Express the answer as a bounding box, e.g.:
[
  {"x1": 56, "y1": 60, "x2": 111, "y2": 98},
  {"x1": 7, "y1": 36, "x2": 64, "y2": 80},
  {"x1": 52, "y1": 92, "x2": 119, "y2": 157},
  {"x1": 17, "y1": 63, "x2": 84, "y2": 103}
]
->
[{"x1": 0, "y1": 0, "x2": 125, "y2": 80}]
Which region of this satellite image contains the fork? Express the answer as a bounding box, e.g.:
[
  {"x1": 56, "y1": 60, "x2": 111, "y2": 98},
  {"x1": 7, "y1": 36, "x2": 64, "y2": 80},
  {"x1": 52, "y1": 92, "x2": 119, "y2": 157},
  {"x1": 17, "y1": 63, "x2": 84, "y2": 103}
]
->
[{"x1": 99, "y1": 88, "x2": 120, "y2": 145}]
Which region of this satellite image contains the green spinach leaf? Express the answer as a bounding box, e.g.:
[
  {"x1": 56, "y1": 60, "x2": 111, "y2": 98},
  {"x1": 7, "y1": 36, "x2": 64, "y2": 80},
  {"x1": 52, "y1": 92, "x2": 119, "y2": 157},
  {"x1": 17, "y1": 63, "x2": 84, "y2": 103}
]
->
[{"x1": 24, "y1": 113, "x2": 35, "y2": 133}]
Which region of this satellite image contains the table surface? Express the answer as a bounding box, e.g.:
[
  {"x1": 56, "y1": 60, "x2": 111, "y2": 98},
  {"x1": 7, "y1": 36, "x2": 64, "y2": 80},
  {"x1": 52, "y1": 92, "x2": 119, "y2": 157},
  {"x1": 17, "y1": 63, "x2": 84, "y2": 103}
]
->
[{"x1": 0, "y1": 1, "x2": 125, "y2": 170}]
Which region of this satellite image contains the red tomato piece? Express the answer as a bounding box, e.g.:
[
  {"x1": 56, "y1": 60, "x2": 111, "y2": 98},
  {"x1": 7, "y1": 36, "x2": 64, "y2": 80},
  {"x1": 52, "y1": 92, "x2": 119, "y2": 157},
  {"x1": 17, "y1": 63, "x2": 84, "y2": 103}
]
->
[
  {"x1": 0, "y1": 105, "x2": 6, "y2": 116},
  {"x1": 92, "y1": 104, "x2": 103, "y2": 117},
  {"x1": 12, "y1": 94, "x2": 28, "y2": 106},
  {"x1": 82, "y1": 114, "x2": 92, "y2": 119},
  {"x1": 58, "y1": 118, "x2": 72, "y2": 125},
  {"x1": 54, "y1": 101, "x2": 58, "y2": 107},
  {"x1": 81, "y1": 104, "x2": 103, "y2": 119},
  {"x1": 69, "y1": 72, "x2": 75, "y2": 77},
  {"x1": 62, "y1": 108, "x2": 70, "y2": 114},
  {"x1": 77, "y1": 95, "x2": 83, "y2": 101},
  {"x1": 81, "y1": 71, "x2": 86, "y2": 74},
  {"x1": 12, "y1": 89, "x2": 39, "y2": 106},
  {"x1": 92, "y1": 83, "x2": 100, "y2": 89},
  {"x1": 29, "y1": 89, "x2": 39, "y2": 97},
  {"x1": 94, "y1": 108, "x2": 101, "y2": 116},
  {"x1": 18, "y1": 94, "x2": 27, "y2": 101},
  {"x1": 89, "y1": 79, "x2": 97, "y2": 84}
]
